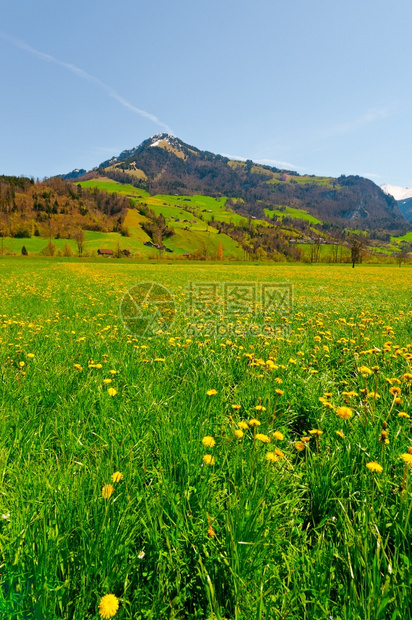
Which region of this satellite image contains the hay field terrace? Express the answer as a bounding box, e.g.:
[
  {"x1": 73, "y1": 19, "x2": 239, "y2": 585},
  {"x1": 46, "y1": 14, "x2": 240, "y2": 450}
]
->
[{"x1": 1, "y1": 259, "x2": 412, "y2": 619}]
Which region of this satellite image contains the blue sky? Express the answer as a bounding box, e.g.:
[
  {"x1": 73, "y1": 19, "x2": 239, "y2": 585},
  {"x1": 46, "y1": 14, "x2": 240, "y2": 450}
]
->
[{"x1": 1, "y1": 0, "x2": 411, "y2": 187}]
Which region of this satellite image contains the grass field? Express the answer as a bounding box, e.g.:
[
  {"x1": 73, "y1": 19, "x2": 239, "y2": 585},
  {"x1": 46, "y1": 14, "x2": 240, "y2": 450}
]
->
[
  {"x1": 1, "y1": 258, "x2": 412, "y2": 619},
  {"x1": 264, "y1": 207, "x2": 322, "y2": 225}
]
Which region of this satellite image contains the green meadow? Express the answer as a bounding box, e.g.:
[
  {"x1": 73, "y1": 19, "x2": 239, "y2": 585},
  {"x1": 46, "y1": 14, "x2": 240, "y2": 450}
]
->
[{"x1": 1, "y1": 258, "x2": 412, "y2": 619}]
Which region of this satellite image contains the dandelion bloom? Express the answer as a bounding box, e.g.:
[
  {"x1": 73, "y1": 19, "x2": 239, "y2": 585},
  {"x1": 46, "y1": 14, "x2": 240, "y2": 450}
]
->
[
  {"x1": 238, "y1": 421, "x2": 249, "y2": 430},
  {"x1": 301, "y1": 436, "x2": 311, "y2": 443},
  {"x1": 309, "y1": 429, "x2": 323, "y2": 436},
  {"x1": 274, "y1": 448, "x2": 284, "y2": 458},
  {"x1": 295, "y1": 441, "x2": 305, "y2": 451},
  {"x1": 358, "y1": 366, "x2": 372, "y2": 376},
  {"x1": 231, "y1": 404, "x2": 241, "y2": 410},
  {"x1": 275, "y1": 389, "x2": 284, "y2": 396},
  {"x1": 102, "y1": 484, "x2": 114, "y2": 499},
  {"x1": 336, "y1": 406, "x2": 353, "y2": 420},
  {"x1": 255, "y1": 433, "x2": 271, "y2": 443},
  {"x1": 202, "y1": 436, "x2": 216, "y2": 448},
  {"x1": 401, "y1": 453, "x2": 412, "y2": 467},
  {"x1": 206, "y1": 389, "x2": 217, "y2": 396},
  {"x1": 367, "y1": 392, "x2": 380, "y2": 400},
  {"x1": 19, "y1": 361, "x2": 25, "y2": 368},
  {"x1": 335, "y1": 430, "x2": 345, "y2": 438},
  {"x1": 74, "y1": 364, "x2": 83, "y2": 371},
  {"x1": 108, "y1": 388, "x2": 117, "y2": 397},
  {"x1": 249, "y1": 418, "x2": 261, "y2": 427},
  {"x1": 272, "y1": 431, "x2": 284, "y2": 440},
  {"x1": 266, "y1": 451, "x2": 280, "y2": 463},
  {"x1": 398, "y1": 412, "x2": 410, "y2": 418},
  {"x1": 366, "y1": 461, "x2": 383, "y2": 473},
  {"x1": 99, "y1": 593, "x2": 119, "y2": 618},
  {"x1": 103, "y1": 378, "x2": 112, "y2": 385},
  {"x1": 111, "y1": 472, "x2": 123, "y2": 483},
  {"x1": 234, "y1": 429, "x2": 244, "y2": 439},
  {"x1": 203, "y1": 454, "x2": 215, "y2": 466},
  {"x1": 254, "y1": 405, "x2": 266, "y2": 411}
]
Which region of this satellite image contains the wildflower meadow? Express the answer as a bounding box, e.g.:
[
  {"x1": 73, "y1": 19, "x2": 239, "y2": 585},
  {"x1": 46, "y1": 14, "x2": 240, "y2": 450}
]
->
[{"x1": 1, "y1": 258, "x2": 412, "y2": 619}]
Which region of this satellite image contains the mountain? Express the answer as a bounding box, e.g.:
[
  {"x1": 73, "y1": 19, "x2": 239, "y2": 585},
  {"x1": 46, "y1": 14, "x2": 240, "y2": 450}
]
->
[
  {"x1": 72, "y1": 134, "x2": 408, "y2": 232},
  {"x1": 381, "y1": 184, "x2": 412, "y2": 223}
]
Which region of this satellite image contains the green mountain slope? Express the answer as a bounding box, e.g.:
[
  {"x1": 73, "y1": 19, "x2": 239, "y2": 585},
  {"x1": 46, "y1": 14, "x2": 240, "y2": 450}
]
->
[{"x1": 72, "y1": 134, "x2": 408, "y2": 232}]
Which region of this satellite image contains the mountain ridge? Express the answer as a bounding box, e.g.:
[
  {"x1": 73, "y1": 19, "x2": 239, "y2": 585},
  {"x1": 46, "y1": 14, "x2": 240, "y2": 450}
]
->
[{"x1": 63, "y1": 135, "x2": 409, "y2": 231}]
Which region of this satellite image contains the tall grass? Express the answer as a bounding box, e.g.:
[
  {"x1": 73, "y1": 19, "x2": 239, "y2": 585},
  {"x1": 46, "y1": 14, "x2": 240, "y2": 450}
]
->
[{"x1": 0, "y1": 259, "x2": 411, "y2": 619}]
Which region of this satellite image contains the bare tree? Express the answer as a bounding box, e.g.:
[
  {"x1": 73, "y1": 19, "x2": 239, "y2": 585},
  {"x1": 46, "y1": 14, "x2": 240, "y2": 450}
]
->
[
  {"x1": 349, "y1": 238, "x2": 366, "y2": 268},
  {"x1": 74, "y1": 228, "x2": 86, "y2": 257},
  {"x1": 396, "y1": 246, "x2": 410, "y2": 267}
]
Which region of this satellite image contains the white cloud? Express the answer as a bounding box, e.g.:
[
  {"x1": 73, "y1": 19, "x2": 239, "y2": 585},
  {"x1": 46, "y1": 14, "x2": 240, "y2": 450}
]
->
[
  {"x1": 221, "y1": 153, "x2": 301, "y2": 170},
  {"x1": 0, "y1": 32, "x2": 173, "y2": 134},
  {"x1": 327, "y1": 107, "x2": 392, "y2": 138}
]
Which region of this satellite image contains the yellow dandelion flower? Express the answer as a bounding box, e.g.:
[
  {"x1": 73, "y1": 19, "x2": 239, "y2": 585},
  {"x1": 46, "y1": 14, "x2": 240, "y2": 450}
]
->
[
  {"x1": 275, "y1": 389, "x2": 284, "y2": 396},
  {"x1": 206, "y1": 389, "x2": 217, "y2": 396},
  {"x1": 27, "y1": 353, "x2": 35, "y2": 358},
  {"x1": 238, "y1": 421, "x2": 249, "y2": 430},
  {"x1": 103, "y1": 378, "x2": 112, "y2": 385},
  {"x1": 398, "y1": 412, "x2": 410, "y2": 418},
  {"x1": 266, "y1": 451, "x2": 279, "y2": 462},
  {"x1": 109, "y1": 370, "x2": 117, "y2": 375},
  {"x1": 203, "y1": 454, "x2": 215, "y2": 466},
  {"x1": 389, "y1": 386, "x2": 401, "y2": 396},
  {"x1": 366, "y1": 461, "x2": 383, "y2": 473},
  {"x1": 401, "y1": 453, "x2": 412, "y2": 467},
  {"x1": 336, "y1": 430, "x2": 345, "y2": 438},
  {"x1": 19, "y1": 361, "x2": 25, "y2": 368},
  {"x1": 248, "y1": 418, "x2": 261, "y2": 427},
  {"x1": 255, "y1": 433, "x2": 271, "y2": 443},
  {"x1": 367, "y1": 392, "x2": 380, "y2": 399},
  {"x1": 74, "y1": 364, "x2": 83, "y2": 371},
  {"x1": 99, "y1": 593, "x2": 119, "y2": 619},
  {"x1": 274, "y1": 377, "x2": 283, "y2": 384},
  {"x1": 254, "y1": 405, "x2": 266, "y2": 411},
  {"x1": 309, "y1": 429, "x2": 323, "y2": 436},
  {"x1": 102, "y1": 484, "x2": 114, "y2": 499},
  {"x1": 336, "y1": 406, "x2": 353, "y2": 420},
  {"x1": 202, "y1": 436, "x2": 216, "y2": 448},
  {"x1": 274, "y1": 448, "x2": 284, "y2": 458},
  {"x1": 301, "y1": 436, "x2": 311, "y2": 443},
  {"x1": 231, "y1": 404, "x2": 241, "y2": 410},
  {"x1": 272, "y1": 431, "x2": 284, "y2": 440},
  {"x1": 234, "y1": 429, "x2": 244, "y2": 439},
  {"x1": 108, "y1": 388, "x2": 117, "y2": 397},
  {"x1": 358, "y1": 366, "x2": 372, "y2": 376},
  {"x1": 111, "y1": 472, "x2": 123, "y2": 483},
  {"x1": 295, "y1": 441, "x2": 305, "y2": 451}
]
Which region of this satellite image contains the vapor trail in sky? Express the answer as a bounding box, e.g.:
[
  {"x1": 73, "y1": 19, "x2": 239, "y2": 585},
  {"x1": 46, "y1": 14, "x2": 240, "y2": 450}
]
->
[{"x1": 1, "y1": 32, "x2": 173, "y2": 134}]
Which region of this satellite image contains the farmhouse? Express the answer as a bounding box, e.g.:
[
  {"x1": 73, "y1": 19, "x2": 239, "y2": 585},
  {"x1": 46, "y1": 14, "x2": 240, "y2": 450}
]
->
[{"x1": 97, "y1": 248, "x2": 114, "y2": 256}]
